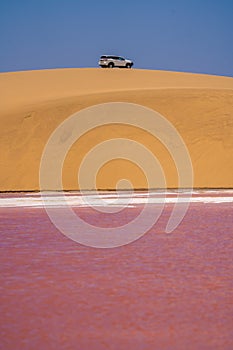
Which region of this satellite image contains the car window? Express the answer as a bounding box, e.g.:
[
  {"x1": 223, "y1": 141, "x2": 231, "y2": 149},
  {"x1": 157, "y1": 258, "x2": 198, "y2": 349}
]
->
[{"x1": 100, "y1": 55, "x2": 127, "y2": 61}]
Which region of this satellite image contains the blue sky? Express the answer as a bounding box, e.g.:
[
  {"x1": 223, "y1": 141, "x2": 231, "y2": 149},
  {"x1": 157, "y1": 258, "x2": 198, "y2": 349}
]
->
[{"x1": 0, "y1": 0, "x2": 233, "y2": 76}]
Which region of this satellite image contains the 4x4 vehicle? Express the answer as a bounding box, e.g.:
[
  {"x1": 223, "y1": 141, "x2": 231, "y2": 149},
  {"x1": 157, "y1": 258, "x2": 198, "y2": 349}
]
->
[{"x1": 99, "y1": 55, "x2": 133, "y2": 68}]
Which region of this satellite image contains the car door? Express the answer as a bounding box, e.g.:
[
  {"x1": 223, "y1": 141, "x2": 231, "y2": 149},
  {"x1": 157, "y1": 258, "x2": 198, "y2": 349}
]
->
[
  {"x1": 111, "y1": 56, "x2": 119, "y2": 67},
  {"x1": 117, "y1": 57, "x2": 126, "y2": 67}
]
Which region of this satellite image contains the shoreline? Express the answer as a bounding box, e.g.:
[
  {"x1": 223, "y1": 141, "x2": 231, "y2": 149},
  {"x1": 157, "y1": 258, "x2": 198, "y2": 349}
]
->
[{"x1": 0, "y1": 187, "x2": 233, "y2": 193}]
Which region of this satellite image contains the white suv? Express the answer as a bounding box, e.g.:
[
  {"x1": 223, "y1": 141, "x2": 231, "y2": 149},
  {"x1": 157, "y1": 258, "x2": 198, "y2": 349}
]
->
[{"x1": 99, "y1": 55, "x2": 133, "y2": 68}]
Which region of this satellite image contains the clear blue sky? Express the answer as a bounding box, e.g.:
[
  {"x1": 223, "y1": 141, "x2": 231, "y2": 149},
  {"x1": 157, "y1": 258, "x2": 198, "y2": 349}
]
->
[{"x1": 0, "y1": 0, "x2": 233, "y2": 76}]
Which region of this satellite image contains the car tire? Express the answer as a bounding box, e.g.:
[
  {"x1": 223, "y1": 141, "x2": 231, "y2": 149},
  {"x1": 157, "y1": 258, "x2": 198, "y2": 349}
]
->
[
  {"x1": 126, "y1": 63, "x2": 131, "y2": 69},
  {"x1": 108, "y1": 62, "x2": 114, "y2": 68}
]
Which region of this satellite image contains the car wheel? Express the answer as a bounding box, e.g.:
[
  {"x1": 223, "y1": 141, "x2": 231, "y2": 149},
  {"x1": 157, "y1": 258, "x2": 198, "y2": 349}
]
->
[
  {"x1": 126, "y1": 63, "x2": 131, "y2": 69},
  {"x1": 108, "y1": 62, "x2": 114, "y2": 68}
]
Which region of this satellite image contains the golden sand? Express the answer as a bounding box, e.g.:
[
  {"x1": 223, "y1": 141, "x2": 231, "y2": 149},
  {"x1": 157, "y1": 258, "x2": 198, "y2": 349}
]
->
[{"x1": 0, "y1": 68, "x2": 233, "y2": 191}]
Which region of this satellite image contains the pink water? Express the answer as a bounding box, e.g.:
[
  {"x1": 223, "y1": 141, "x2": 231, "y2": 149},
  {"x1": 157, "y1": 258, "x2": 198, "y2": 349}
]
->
[{"x1": 0, "y1": 194, "x2": 233, "y2": 350}]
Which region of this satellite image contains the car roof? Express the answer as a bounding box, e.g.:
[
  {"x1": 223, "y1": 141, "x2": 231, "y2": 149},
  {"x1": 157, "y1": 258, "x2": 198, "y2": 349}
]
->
[{"x1": 100, "y1": 55, "x2": 124, "y2": 58}]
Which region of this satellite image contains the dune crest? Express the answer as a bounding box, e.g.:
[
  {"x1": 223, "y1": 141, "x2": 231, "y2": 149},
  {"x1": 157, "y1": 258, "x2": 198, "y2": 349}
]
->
[{"x1": 0, "y1": 68, "x2": 233, "y2": 191}]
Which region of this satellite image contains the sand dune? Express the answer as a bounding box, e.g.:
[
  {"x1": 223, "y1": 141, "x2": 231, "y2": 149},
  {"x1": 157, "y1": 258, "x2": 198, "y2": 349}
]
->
[{"x1": 0, "y1": 68, "x2": 233, "y2": 191}]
